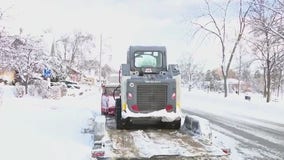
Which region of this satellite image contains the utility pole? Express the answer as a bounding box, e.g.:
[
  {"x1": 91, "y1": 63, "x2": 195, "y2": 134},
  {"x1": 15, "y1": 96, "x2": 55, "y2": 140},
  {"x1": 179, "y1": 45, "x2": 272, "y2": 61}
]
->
[
  {"x1": 99, "y1": 34, "x2": 102, "y2": 85},
  {"x1": 237, "y1": 43, "x2": 242, "y2": 95}
]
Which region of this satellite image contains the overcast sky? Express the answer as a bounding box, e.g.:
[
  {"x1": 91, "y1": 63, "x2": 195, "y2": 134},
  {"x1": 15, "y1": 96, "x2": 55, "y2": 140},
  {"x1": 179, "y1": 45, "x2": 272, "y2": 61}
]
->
[{"x1": 1, "y1": 0, "x2": 233, "y2": 70}]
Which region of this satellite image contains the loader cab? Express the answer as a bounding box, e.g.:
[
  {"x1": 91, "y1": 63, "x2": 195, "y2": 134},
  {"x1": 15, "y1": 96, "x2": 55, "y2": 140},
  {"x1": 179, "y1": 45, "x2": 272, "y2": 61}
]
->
[{"x1": 127, "y1": 46, "x2": 167, "y2": 75}]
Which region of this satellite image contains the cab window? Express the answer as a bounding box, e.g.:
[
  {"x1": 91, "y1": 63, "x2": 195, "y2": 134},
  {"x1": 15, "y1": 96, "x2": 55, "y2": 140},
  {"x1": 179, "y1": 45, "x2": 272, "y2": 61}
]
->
[{"x1": 134, "y1": 51, "x2": 162, "y2": 68}]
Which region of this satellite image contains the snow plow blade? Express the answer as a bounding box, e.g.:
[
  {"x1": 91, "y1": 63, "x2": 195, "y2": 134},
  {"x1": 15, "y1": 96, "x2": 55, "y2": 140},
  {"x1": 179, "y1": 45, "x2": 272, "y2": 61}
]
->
[
  {"x1": 181, "y1": 114, "x2": 231, "y2": 156},
  {"x1": 181, "y1": 114, "x2": 212, "y2": 145}
]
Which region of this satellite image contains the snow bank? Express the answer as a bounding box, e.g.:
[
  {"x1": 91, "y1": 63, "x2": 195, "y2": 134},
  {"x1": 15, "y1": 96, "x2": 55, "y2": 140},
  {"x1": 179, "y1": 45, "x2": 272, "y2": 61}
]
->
[
  {"x1": 93, "y1": 116, "x2": 106, "y2": 140},
  {"x1": 0, "y1": 85, "x2": 101, "y2": 160}
]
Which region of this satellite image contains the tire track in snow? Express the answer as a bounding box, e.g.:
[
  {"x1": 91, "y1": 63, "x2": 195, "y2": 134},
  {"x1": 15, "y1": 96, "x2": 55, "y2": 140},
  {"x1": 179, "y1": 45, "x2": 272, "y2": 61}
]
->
[{"x1": 104, "y1": 116, "x2": 228, "y2": 159}]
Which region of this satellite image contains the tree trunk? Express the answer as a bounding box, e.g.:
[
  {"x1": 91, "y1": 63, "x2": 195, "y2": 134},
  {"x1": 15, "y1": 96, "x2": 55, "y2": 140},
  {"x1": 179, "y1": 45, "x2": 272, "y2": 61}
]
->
[
  {"x1": 263, "y1": 67, "x2": 267, "y2": 98},
  {"x1": 24, "y1": 81, "x2": 28, "y2": 95},
  {"x1": 237, "y1": 78, "x2": 240, "y2": 95},
  {"x1": 224, "y1": 76, "x2": 228, "y2": 97},
  {"x1": 237, "y1": 48, "x2": 242, "y2": 95},
  {"x1": 221, "y1": 65, "x2": 228, "y2": 97},
  {"x1": 64, "y1": 45, "x2": 67, "y2": 61},
  {"x1": 266, "y1": 72, "x2": 271, "y2": 102},
  {"x1": 266, "y1": 60, "x2": 271, "y2": 103},
  {"x1": 277, "y1": 70, "x2": 282, "y2": 97}
]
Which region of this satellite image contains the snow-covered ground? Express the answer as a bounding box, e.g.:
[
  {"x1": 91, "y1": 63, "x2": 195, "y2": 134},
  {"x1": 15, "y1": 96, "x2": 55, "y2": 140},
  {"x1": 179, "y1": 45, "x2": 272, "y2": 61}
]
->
[
  {"x1": 1, "y1": 84, "x2": 284, "y2": 160},
  {"x1": 0, "y1": 85, "x2": 100, "y2": 160},
  {"x1": 181, "y1": 88, "x2": 284, "y2": 160},
  {"x1": 181, "y1": 88, "x2": 284, "y2": 127}
]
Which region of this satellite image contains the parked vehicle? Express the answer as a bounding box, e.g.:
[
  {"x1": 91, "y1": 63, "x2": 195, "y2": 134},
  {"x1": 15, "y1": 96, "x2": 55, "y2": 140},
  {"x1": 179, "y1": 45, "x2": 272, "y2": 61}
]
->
[
  {"x1": 60, "y1": 80, "x2": 80, "y2": 89},
  {"x1": 57, "y1": 80, "x2": 81, "y2": 96},
  {"x1": 0, "y1": 79, "x2": 8, "y2": 85},
  {"x1": 101, "y1": 84, "x2": 120, "y2": 116}
]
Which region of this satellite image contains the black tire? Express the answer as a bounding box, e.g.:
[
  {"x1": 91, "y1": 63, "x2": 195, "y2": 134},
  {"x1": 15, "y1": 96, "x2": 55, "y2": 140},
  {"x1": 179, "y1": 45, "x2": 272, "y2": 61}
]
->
[
  {"x1": 172, "y1": 119, "x2": 181, "y2": 129},
  {"x1": 163, "y1": 119, "x2": 181, "y2": 129},
  {"x1": 115, "y1": 98, "x2": 123, "y2": 129}
]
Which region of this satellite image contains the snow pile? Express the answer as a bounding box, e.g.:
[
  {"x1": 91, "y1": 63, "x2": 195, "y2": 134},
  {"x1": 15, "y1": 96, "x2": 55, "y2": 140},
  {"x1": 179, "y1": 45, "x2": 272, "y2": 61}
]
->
[
  {"x1": 130, "y1": 130, "x2": 190, "y2": 158},
  {"x1": 0, "y1": 85, "x2": 101, "y2": 160},
  {"x1": 93, "y1": 116, "x2": 106, "y2": 140}
]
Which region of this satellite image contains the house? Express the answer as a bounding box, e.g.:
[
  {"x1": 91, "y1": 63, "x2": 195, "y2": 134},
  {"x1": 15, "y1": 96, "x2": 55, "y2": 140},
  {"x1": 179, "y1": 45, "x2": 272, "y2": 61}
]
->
[
  {"x1": 221, "y1": 78, "x2": 252, "y2": 93},
  {"x1": 67, "y1": 67, "x2": 81, "y2": 82},
  {"x1": 0, "y1": 69, "x2": 16, "y2": 84}
]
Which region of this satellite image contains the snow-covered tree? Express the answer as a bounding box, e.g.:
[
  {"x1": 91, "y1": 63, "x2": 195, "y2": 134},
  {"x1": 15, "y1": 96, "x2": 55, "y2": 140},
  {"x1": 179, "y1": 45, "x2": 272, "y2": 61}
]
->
[
  {"x1": 248, "y1": 0, "x2": 284, "y2": 102},
  {"x1": 178, "y1": 55, "x2": 204, "y2": 89},
  {"x1": 56, "y1": 31, "x2": 96, "y2": 67},
  {"x1": 45, "y1": 56, "x2": 68, "y2": 81},
  {"x1": 55, "y1": 32, "x2": 97, "y2": 79},
  {"x1": 0, "y1": 32, "x2": 13, "y2": 67},
  {"x1": 0, "y1": 11, "x2": 15, "y2": 69},
  {"x1": 204, "y1": 70, "x2": 218, "y2": 91},
  {"x1": 8, "y1": 34, "x2": 47, "y2": 94},
  {"x1": 101, "y1": 64, "x2": 113, "y2": 79}
]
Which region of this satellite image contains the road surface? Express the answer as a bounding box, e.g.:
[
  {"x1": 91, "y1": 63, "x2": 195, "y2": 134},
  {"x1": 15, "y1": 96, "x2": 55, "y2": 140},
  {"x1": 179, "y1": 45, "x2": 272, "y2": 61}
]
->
[
  {"x1": 98, "y1": 116, "x2": 229, "y2": 159},
  {"x1": 183, "y1": 109, "x2": 284, "y2": 160}
]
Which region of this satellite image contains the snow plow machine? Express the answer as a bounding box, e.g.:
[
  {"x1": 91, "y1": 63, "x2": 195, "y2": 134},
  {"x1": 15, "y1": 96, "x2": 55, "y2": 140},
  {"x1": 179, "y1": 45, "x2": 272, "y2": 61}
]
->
[{"x1": 89, "y1": 46, "x2": 230, "y2": 159}]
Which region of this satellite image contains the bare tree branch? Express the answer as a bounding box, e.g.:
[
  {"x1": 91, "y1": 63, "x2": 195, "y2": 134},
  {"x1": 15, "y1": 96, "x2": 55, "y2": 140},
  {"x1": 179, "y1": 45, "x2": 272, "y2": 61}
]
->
[{"x1": 192, "y1": 0, "x2": 250, "y2": 97}]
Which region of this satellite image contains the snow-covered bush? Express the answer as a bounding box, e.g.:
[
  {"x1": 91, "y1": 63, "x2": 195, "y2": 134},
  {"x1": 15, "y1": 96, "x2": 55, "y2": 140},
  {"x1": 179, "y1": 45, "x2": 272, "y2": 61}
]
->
[
  {"x1": 50, "y1": 86, "x2": 61, "y2": 99},
  {"x1": 28, "y1": 85, "x2": 36, "y2": 96},
  {"x1": 27, "y1": 80, "x2": 68, "y2": 99},
  {"x1": 0, "y1": 87, "x2": 3, "y2": 106},
  {"x1": 60, "y1": 84, "x2": 67, "y2": 97},
  {"x1": 29, "y1": 80, "x2": 49, "y2": 98},
  {"x1": 29, "y1": 80, "x2": 44, "y2": 97},
  {"x1": 14, "y1": 86, "x2": 25, "y2": 98}
]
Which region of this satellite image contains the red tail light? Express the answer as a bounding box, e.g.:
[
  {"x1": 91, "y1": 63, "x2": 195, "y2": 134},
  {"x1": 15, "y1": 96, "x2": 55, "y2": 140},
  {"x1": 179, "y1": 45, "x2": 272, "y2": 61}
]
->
[
  {"x1": 171, "y1": 92, "x2": 176, "y2": 100},
  {"x1": 92, "y1": 151, "x2": 105, "y2": 158},
  {"x1": 165, "y1": 105, "x2": 173, "y2": 112},
  {"x1": 128, "y1": 92, "x2": 133, "y2": 99},
  {"x1": 222, "y1": 148, "x2": 231, "y2": 155},
  {"x1": 131, "y1": 105, "x2": 139, "y2": 111}
]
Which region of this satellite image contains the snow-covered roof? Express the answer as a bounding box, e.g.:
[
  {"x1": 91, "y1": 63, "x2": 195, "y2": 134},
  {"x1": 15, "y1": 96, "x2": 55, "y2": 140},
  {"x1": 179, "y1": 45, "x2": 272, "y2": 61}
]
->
[{"x1": 218, "y1": 78, "x2": 245, "y2": 85}]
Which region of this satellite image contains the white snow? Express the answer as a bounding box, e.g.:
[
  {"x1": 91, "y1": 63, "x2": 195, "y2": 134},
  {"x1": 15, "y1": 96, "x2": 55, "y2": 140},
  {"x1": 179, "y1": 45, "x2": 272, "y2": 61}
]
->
[
  {"x1": 93, "y1": 115, "x2": 106, "y2": 139},
  {"x1": 122, "y1": 107, "x2": 182, "y2": 122},
  {"x1": 130, "y1": 130, "x2": 190, "y2": 158},
  {"x1": 0, "y1": 85, "x2": 100, "y2": 160},
  {"x1": 1, "y1": 84, "x2": 284, "y2": 160},
  {"x1": 181, "y1": 87, "x2": 284, "y2": 159},
  {"x1": 182, "y1": 88, "x2": 284, "y2": 125}
]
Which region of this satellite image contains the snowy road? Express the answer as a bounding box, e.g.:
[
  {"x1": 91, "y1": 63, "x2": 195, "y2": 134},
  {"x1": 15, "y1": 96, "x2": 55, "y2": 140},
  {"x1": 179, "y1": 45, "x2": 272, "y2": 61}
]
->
[
  {"x1": 183, "y1": 109, "x2": 284, "y2": 160},
  {"x1": 101, "y1": 116, "x2": 228, "y2": 159}
]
